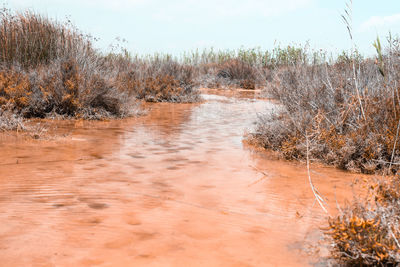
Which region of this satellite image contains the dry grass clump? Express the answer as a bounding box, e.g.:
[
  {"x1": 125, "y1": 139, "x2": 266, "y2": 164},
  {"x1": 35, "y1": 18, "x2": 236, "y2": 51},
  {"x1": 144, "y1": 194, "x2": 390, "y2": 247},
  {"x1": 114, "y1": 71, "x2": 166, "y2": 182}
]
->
[
  {"x1": 194, "y1": 59, "x2": 260, "y2": 90},
  {"x1": 325, "y1": 177, "x2": 400, "y2": 265},
  {"x1": 0, "y1": 108, "x2": 24, "y2": 131},
  {"x1": 239, "y1": 79, "x2": 256, "y2": 90},
  {"x1": 138, "y1": 74, "x2": 193, "y2": 102},
  {"x1": 252, "y1": 39, "x2": 400, "y2": 174},
  {"x1": 135, "y1": 59, "x2": 200, "y2": 102},
  {"x1": 216, "y1": 59, "x2": 258, "y2": 89}
]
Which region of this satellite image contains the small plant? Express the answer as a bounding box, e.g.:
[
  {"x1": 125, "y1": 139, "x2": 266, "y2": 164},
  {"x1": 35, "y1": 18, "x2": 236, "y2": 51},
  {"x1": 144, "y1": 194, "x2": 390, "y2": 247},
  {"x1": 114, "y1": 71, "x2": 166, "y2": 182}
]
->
[{"x1": 373, "y1": 36, "x2": 385, "y2": 77}]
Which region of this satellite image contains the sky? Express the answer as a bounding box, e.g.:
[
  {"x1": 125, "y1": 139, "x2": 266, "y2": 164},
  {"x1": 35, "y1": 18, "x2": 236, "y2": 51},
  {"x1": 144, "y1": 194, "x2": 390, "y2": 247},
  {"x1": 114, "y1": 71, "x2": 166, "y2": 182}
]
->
[{"x1": 2, "y1": 0, "x2": 400, "y2": 56}]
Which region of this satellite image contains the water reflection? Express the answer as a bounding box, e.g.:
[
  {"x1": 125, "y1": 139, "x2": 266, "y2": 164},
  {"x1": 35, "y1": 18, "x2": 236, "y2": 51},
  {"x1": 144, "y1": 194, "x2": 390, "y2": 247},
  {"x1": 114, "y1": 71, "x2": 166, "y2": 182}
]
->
[{"x1": 141, "y1": 102, "x2": 195, "y2": 137}]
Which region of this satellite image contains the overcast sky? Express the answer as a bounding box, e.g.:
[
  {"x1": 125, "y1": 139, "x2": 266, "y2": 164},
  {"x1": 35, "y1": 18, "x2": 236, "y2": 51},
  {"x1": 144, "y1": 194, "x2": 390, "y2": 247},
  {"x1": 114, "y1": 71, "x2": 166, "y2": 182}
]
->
[{"x1": 2, "y1": 0, "x2": 400, "y2": 56}]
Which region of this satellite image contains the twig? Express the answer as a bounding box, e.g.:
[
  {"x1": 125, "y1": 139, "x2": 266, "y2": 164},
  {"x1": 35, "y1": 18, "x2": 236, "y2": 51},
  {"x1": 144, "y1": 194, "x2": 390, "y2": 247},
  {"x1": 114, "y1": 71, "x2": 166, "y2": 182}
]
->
[
  {"x1": 306, "y1": 134, "x2": 328, "y2": 214},
  {"x1": 248, "y1": 165, "x2": 270, "y2": 187},
  {"x1": 334, "y1": 185, "x2": 343, "y2": 214},
  {"x1": 389, "y1": 118, "x2": 400, "y2": 171},
  {"x1": 371, "y1": 159, "x2": 400, "y2": 166},
  {"x1": 390, "y1": 229, "x2": 400, "y2": 249}
]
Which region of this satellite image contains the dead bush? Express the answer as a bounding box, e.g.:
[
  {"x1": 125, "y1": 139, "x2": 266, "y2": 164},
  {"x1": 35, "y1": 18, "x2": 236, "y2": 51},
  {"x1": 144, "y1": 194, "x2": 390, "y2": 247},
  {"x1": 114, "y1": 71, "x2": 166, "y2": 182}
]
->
[{"x1": 137, "y1": 75, "x2": 182, "y2": 102}]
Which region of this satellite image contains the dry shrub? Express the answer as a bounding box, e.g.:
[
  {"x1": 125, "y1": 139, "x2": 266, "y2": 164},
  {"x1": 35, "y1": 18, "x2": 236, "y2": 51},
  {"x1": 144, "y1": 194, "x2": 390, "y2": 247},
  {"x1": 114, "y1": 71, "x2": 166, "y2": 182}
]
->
[
  {"x1": 138, "y1": 75, "x2": 184, "y2": 102},
  {"x1": 216, "y1": 59, "x2": 258, "y2": 89},
  {"x1": 239, "y1": 79, "x2": 256, "y2": 90},
  {"x1": 252, "y1": 43, "x2": 400, "y2": 174},
  {"x1": 132, "y1": 59, "x2": 200, "y2": 103},
  {"x1": 325, "y1": 177, "x2": 400, "y2": 265}
]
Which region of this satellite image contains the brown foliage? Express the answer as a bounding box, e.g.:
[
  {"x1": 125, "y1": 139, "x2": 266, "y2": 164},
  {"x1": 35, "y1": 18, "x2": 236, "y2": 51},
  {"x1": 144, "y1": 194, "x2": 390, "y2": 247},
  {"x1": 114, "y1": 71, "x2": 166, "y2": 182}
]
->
[
  {"x1": 325, "y1": 177, "x2": 400, "y2": 265},
  {"x1": 0, "y1": 70, "x2": 31, "y2": 109},
  {"x1": 138, "y1": 75, "x2": 184, "y2": 102},
  {"x1": 131, "y1": 60, "x2": 200, "y2": 103}
]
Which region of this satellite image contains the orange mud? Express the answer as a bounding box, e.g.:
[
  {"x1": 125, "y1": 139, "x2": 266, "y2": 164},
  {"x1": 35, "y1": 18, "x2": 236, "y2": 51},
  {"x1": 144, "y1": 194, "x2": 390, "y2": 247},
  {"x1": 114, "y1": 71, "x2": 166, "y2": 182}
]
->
[{"x1": 0, "y1": 89, "x2": 363, "y2": 266}]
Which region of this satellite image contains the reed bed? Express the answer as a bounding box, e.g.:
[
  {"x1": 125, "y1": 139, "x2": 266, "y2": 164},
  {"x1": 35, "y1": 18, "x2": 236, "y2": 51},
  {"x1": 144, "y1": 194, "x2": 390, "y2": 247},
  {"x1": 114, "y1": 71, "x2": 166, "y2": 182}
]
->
[{"x1": 0, "y1": 9, "x2": 92, "y2": 68}]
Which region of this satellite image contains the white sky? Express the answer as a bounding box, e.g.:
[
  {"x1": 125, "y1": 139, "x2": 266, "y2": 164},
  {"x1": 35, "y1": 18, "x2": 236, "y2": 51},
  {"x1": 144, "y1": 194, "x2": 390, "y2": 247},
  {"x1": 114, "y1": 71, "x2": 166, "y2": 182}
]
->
[{"x1": 3, "y1": 0, "x2": 400, "y2": 56}]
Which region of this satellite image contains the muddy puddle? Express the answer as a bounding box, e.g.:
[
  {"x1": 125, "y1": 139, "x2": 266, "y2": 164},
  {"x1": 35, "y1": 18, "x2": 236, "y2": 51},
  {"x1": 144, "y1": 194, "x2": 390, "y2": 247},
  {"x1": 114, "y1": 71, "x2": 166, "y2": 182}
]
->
[{"x1": 0, "y1": 89, "x2": 362, "y2": 266}]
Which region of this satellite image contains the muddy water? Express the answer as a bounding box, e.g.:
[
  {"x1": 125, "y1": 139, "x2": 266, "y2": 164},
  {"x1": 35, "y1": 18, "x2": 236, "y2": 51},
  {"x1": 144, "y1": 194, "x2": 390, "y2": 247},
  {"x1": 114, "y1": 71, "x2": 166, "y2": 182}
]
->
[{"x1": 0, "y1": 89, "x2": 360, "y2": 266}]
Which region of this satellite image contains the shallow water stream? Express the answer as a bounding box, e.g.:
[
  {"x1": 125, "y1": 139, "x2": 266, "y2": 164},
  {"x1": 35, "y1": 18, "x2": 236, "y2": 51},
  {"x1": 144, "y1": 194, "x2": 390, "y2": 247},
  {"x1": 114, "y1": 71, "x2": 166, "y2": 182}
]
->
[{"x1": 0, "y1": 89, "x2": 360, "y2": 266}]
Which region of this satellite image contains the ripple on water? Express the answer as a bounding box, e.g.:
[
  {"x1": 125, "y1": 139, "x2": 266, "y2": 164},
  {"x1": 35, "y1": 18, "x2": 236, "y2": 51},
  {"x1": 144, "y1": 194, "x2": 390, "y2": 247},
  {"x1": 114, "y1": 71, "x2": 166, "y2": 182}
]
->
[{"x1": 0, "y1": 91, "x2": 357, "y2": 267}]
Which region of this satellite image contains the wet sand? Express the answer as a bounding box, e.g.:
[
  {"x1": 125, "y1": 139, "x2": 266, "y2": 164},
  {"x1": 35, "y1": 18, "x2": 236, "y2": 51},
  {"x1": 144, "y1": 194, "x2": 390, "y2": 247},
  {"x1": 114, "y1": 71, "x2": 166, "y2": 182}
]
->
[{"x1": 0, "y1": 89, "x2": 360, "y2": 266}]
